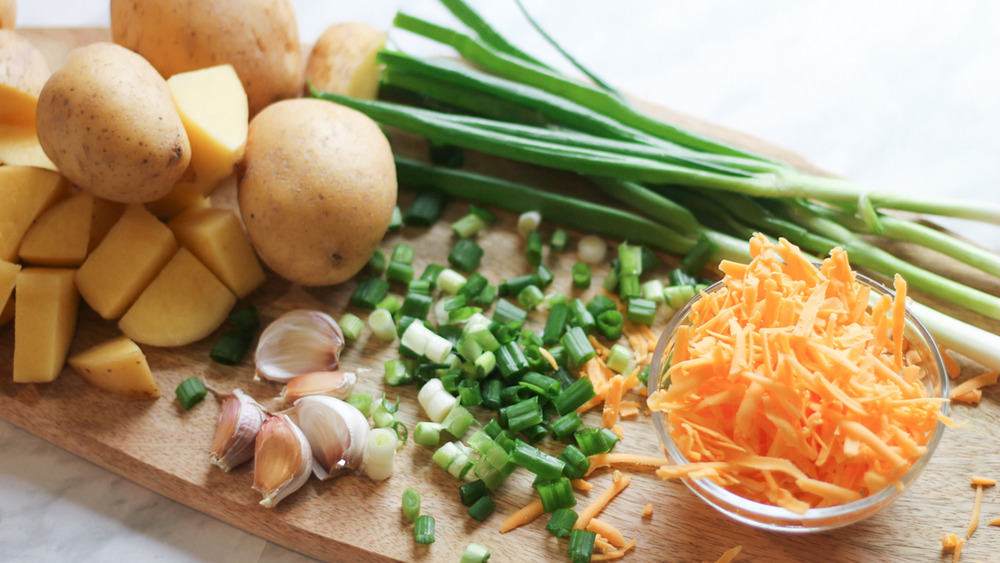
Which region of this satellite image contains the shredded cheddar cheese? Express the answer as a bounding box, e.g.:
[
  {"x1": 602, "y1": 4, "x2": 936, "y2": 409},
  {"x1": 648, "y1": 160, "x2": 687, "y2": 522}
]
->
[
  {"x1": 499, "y1": 498, "x2": 543, "y2": 533},
  {"x1": 647, "y1": 235, "x2": 949, "y2": 513}
]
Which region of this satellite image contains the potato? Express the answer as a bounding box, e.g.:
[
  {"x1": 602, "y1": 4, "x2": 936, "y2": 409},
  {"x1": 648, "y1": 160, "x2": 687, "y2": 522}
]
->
[
  {"x1": 119, "y1": 248, "x2": 236, "y2": 347},
  {"x1": 168, "y1": 207, "x2": 266, "y2": 298},
  {"x1": 68, "y1": 336, "x2": 159, "y2": 400},
  {"x1": 306, "y1": 23, "x2": 386, "y2": 100},
  {"x1": 88, "y1": 198, "x2": 126, "y2": 252},
  {"x1": 0, "y1": 0, "x2": 14, "y2": 29},
  {"x1": 19, "y1": 191, "x2": 93, "y2": 266},
  {"x1": 0, "y1": 123, "x2": 57, "y2": 169},
  {"x1": 110, "y1": 0, "x2": 303, "y2": 116},
  {"x1": 0, "y1": 296, "x2": 12, "y2": 327},
  {"x1": 13, "y1": 267, "x2": 78, "y2": 383},
  {"x1": 75, "y1": 205, "x2": 178, "y2": 319},
  {"x1": 237, "y1": 99, "x2": 396, "y2": 286},
  {"x1": 0, "y1": 166, "x2": 70, "y2": 262},
  {"x1": 36, "y1": 42, "x2": 191, "y2": 203},
  {"x1": 0, "y1": 30, "x2": 50, "y2": 97},
  {"x1": 145, "y1": 169, "x2": 211, "y2": 220},
  {"x1": 0, "y1": 258, "x2": 19, "y2": 314}
]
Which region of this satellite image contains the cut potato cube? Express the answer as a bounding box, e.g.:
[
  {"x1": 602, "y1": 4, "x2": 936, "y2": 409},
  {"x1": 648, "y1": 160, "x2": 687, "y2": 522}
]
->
[
  {"x1": 119, "y1": 248, "x2": 236, "y2": 347},
  {"x1": 167, "y1": 64, "x2": 248, "y2": 195},
  {"x1": 89, "y1": 198, "x2": 126, "y2": 252},
  {"x1": 75, "y1": 204, "x2": 178, "y2": 319},
  {"x1": 168, "y1": 207, "x2": 265, "y2": 298},
  {"x1": 0, "y1": 83, "x2": 38, "y2": 127},
  {"x1": 68, "y1": 336, "x2": 159, "y2": 399},
  {"x1": 0, "y1": 259, "x2": 19, "y2": 326},
  {"x1": 0, "y1": 123, "x2": 57, "y2": 170},
  {"x1": 0, "y1": 166, "x2": 70, "y2": 261},
  {"x1": 145, "y1": 174, "x2": 211, "y2": 220},
  {"x1": 13, "y1": 268, "x2": 78, "y2": 383},
  {"x1": 19, "y1": 191, "x2": 94, "y2": 266}
]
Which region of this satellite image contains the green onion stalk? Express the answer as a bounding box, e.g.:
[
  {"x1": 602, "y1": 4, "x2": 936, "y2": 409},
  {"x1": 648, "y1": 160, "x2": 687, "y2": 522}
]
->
[{"x1": 309, "y1": 0, "x2": 1000, "y2": 369}]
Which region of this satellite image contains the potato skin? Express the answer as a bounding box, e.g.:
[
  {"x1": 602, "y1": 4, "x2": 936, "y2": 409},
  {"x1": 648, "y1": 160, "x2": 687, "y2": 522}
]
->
[
  {"x1": 110, "y1": 0, "x2": 303, "y2": 116},
  {"x1": 35, "y1": 42, "x2": 191, "y2": 203},
  {"x1": 0, "y1": 0, "x2": 15, "y2": 30},
  {"x1": 237, "y1": 99, "x2": 396, "y2": 286},
  {"x1": 306, "y1": 23, "x2": 386, "y2": 99},
  {"x1": 0, "y1": 29, "x2": 50, "y2": 95}
]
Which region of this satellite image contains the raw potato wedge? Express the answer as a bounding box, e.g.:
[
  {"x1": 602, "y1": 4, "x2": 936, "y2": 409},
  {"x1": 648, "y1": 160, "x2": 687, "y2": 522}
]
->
[
  {"x1": 75, "y1": 205, "x2": 178, "y2": 319},
  {"x1": 19, "y1": 192, "x2": 94, "y2": 266},
  {"x1": 89, "y1": 199, "x2": 126, "y2": 252},
  {"x1": 0, "y1": 124, "x2": 58, "y2": 170},
  {"x1": 0, "y1": 166, "x2": 70, "y2": 262},
  {"x1": 306, "y1": 23, "x2": 386, "y2": 100},
  {"x1": 0, "y1": 258, "x2": 20, "y2": 320},
  {"x1": 167, "y1": 65, "x2": 249, "y2": 195},
  {"x1": 68, "y1": 336, "x2": 159, "y2": 399},
  {"x1": 119, "y1": 248, "x2": 236, "y2": 347},
  {"x1": 145, "y1": 167, "x2": 211, "y2": 220},
  {"x1": 13, "y1": 268, "x2": 79, "y2": 383},
  {"x1": 168, "y1": 208, "x2": 265, "y2": 298}
]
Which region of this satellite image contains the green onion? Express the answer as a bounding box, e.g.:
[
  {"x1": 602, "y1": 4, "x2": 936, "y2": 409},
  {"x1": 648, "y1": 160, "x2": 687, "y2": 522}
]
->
[
  {"x1": 571, "y1": 262, "x2": 591, "y2": 288},
  {"x1": 567, "y1": 529, "x2": 597, "y2": 563},
  {"x1": 421, "y1": 263, "x2": 445, "y2": 285},
  {"x1": 559, "y1": 444, "x2": 591, "y2": 479},
  {"x1": 483, "y1": 418, "x2": 502, "y2": 439},
  {"x1": 626, "y1": 297, "x2": 657, "y2": 325},
  {"x1": 384, "y1": 359, "x2": 414, "y2": 386},
  {"x1": 586, "y1": 294, "x2": 617, "y2": 318},
  {"x1": 680, "y1": 233, "x2": 717, "y2": 275},
  {"x1": 517, "y1": 284, "x2": 544, "y2": 310},
  {"x1": 443, "y1": 404, "x2": 475, "y2": 438},
  {"x1": 519, "y1": 371, "x2": 561, "y2": 400},
  {"x1": 606, "y1": 344, "x2": 631, "y2": 373},
  {"x1": 409, "y1": 279, "x2": 432, "y2": 295},
  {"x1": 376, "y1": 294, "x2": 401, "y2": 314},
  {"x1": 449, "y1": 237, "x2": 484, "y2": 272},
  {"x1": 437, "y1": 268, "x2": 467, "y2": 294},
  {"x1": 228, "y1": 305, "x2": 260, "y2": 332},
  {"x1": 469, "y1": 204, "x2": 496, "y2": 223},
  {"x1": 476, "y1": 283, "x2": 497, "y2": 305},
  {"x1": 347, "y1": 392, "x2": 375, "y2": 417},
  {"x1": 501, "y1": 396, "x2": 542, "y2": 433},
  {"x1": 546, "y1": 508, "x2": 578, "y2": 538},
  {"x1": 388, "y1": 206, "x2": 403, "y2": 230},
  {"x1": 535, "y1": 264, "x2": 554, "y2": 288},
  {"x1": 391, "y1": 242, "x2": 415, "y2": 264},
  {"x1": 475, "y1": 350, "x2": 497, "y2": 378},
  {"x1": 510, "y1": 439, "x2": 565, "y2": 480},
  {"x1": 602, "y1": 264, "x2": 619, "y2": 292},
  {"x1": 596, "y1": 310, "x2": 624, "y2": 341},
  {"x1": 496, "y1": 341, "x2": 529, "y2": 379},
  {"x1": 493, "y1": 299, "x2": 527, "y2": 326},
  {"x1": 369, "y1": 309, "x2": 397, "y2": 341},
  {"x1": 400, "y1": 292, "x2": 434, "y2": 320},
  {"x1": 569, "y1": 299, "x2": 595, "y2": 334},
  {"x1": 498, "y1": 273, "x2": 540, "y2": 297},
  {"x1": 663, "y1": 284, "x2": 703, "y2": 309},
  {"x1": 414, "y1": 421, "x2": 443, "y2": 447},
  {"x1": 414, "y1": 514, "x2": 436, "y2": 545},
  {"x1": 175, "y1": 377, "x2": 206, "y2": 410},
  {"x1": 402, "y1": 488, "x2": 421, "y2": 522},
  {"x1": 405, "y1": 191, "x2": 447, "y2": 227},
  {"x1": 350, "y1": 276, "x2": 389, "y2": 309},
  {"x1": 561, "y1": 326, "x2": 595, "y2": 367},
  {"x1": 518, "y1": 210, "x2": 541, "y2": 235},
  {"x1": 554, "y1": 376, "x2": 595, "y2": 415},
  {"x1": 386, "y1": 260, "x2": 415, "y2": 284},
  {"x1": 459, "y1": 479, "x2": 489, "y2": 506},
  {"x1": 526, "y1": 230, "x2": 543, "y2": 265},
  {"x1": 339, "y1": 313, "x2": 364, "y2": 340},
  {"x1": 521, "y1": 423, "x2": 549, "y2": 443},
  {"x1": 542, "y1": 303, "x2": 570, "y2": 345},
  {"x1": 668, "y1": 268, "x2": 698, "y2": 287},
  {"x1": 481, "y1": 379, "x2": 502, "y2": 410},
  {"x1": 458, "y1": 272, "x2": 489, "y2": 300},
  {"x1": 550, "y1": 411, "x2": 583, "y2": 440},
  {"x1": 574, "y1": 427, "x2": 618, "y2": 456},
  {"x1": 460, "y1": 542, "x2": 491, "y2": 563},
  {"x1": 642, "y1": 279, "x2": 666, "y2": 302},
  {"x1": 458, "y1": 378, "x2": 483, "y2": 406},
  {"x1": 368, "y1": 248, "x2": 388, "y2": 274},
  {"x1": 209, "y1": 330, "x2": 252, "y2": 365},
  {"x1": 550, "y1": 228, "x2": 569, "y2": 252},
  {"x1": 467, "y1": 495, "x2": 497, "y2": 521},
  {"x1": 537, "y1": 477, "x2": 576, "y2": 512}
]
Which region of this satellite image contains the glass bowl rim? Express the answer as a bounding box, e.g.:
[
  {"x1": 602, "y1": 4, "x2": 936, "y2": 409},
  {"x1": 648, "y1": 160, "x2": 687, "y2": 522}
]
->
[{"x1": 647, "y1": 270, "x2": 950, "y2": 528}]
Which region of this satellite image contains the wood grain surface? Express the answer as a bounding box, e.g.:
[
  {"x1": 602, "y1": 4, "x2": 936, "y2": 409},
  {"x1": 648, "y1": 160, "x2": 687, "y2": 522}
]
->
[{"x1": 3, "y1": 28, "x2": 1000, "y2": 563}]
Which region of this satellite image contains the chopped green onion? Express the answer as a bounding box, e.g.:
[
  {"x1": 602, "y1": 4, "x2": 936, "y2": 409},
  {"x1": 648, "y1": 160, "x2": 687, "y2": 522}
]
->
[
  {"x1": 664, "y1": 283, "x2": 706, "y2": 309},
  {"x1": 421, "y1": 263, "x2": 445, "y2": 285},
  {"x1": 602, "y1": 264, "x2": 619, "y2": 292},
  {"x1": 561, "y1": 326, "x2": 595, "y2": 367},
  {"x1": 640, "y1": 245, "x2": 660, "y2": 272},
  {"x1": 518, "y1": 210, "x2": 541, "y2": 235},
  {"x1": 550, "y1": 228, "x2": 569, "y2": 252},
  {"x1": 668, "y1": 268, "x2": 698, "y2": 287},
  {"x1": 526, "y1": 230, "x2": 543, "y2": 266},
  {"x1": 537, "y1": 477, "x2": 576, "y2": 512},
  {"x1": 618, "y1": 273, "x2": 640, "y2": 301},
  {"x1": 402, "y1": 488, "x2": 421, "y2": 522},
  {"x1": 414, "y1": 421, "x2": 443, "y2": 447},
  {"x1": 501, "y1": 396, "x2": 543, "y2": 433},
  {"x1": 498, "y1": 273, "x2": 540, "y2": 297},
  {"x1": 228, "y1": 305, "x2": 260, "y2": 332},
  {"x1": 469, "y1": 204, "x2": 496, "y2": 223},
  {"x1": 642, "y1": 279, "x2": 666, "y2": 302},
  {"x1": 569, "y1": 299, "x2": 595, "y2": 334},
  {"x1": 459, "y1": 479, "x2": 489, "y2": 507},
  {"x1": 388, "y1": 206, "x2": 403, "y2": 230},
  {"x1": 386, "y1": 260, "x2": 415, "y2": 285},
  {"x1": 546, "y1": 508, "x2": 578, "y2": 538},
  {"x1": 559, "y1": 444, "x2": 591, "y2": 479},
  {"x1": 475, "y1": 350, "x2": 497, "y2": 378},
  {"x1": 517, "y1": 284, "x2": 544, "y2": 310},
  {"x1": 458, "y1": 378, "x2": 483, "y2": 406},
  {"x1": 483, "y1": 418, "x2": 502, "y2": 439},
  {"x1": 405, "y1": 191, "x2": 446, "y2": 227},
  {"x1": 369, "y1": 309, "x2": 397, "y2": 342},
  {"x1": 542, "y1": 303, "x2": 570, "y2": 346},
  {"x1": 571, "y1": 262, "x2": 591, "y2": 288},
  {"x1": 368, "y1": 247, "x2": 388, "y2": 274},
  {"x1": 510, "y1": 439, "x2": 565, "y2": 480},
  {"x1": 567, "y1": 529, "x2": 597, "y2": 563},
  {"x1": 400, "y1": 292, "x2": 434, "y2": 320},
  {"x1": 209, "y1": 330, "x2": 252, "y2": 365},
  {"x1": 350, "y1": 276, "x2": 389, "y2": 309},
  {"x1": 586, "y1": 294, "x2": 617, "y2": 318},
  {"x1": 460, "y1": 542, "x2": 491, "y2": 563},
  {"x1": 626, "y1": 297, "x2": 657, "y2": 325},
  {"x1": 574, "y1": 427, "x2": 619, "y2": 456},
  {"x1": 535, "y1": 264, "x2": 554, "y2": 288},
  {"x1": 606, "y1": 344, "x2": 631, "y2": 373},
  {"x1": 493, "y1": 299, "x2": 527, "y2": 326},
  {"x1": 618, "y1": 241, "x2": 643, "y2": 277},
  {"x1": 468, "y1": 430, "x2": 493, "y2": 454},
  {"x1": 496, "y1": 341, "x2": 529, "y2": 379},
  {"x1": 577, "y1": 234, "x2": 606, "y2": 264},
  {"x1": 376, "y1": 294, "x2": 401, "y2": 314},
  {"x1": 550, "y1": 411, "x2": 583, "y2": 441},
  {"x1": 347, "y1": 392, "x2": 375, "y2": 418},
  {"x1": 443, "y1": 404, "x2": 474, "y2": 438},
  {"x1": 555, "y1": 377, "x2": 596, "y2": 415},
  {"x1": 438, "y1": 268, "x2": 468, "y2": 294},
  {"x1": 414, "y1": 514, "x2": 436, "y2": 545},
  {"x1": 459, "y1": 272, "x2": 488, "y2": 300},
  {"x1": 175, "y1": 377, "x2": 206, "y2": 410},
  {"x1": 519, "y1": 371, "x2": 561, "y2": 400},
  {"x1": 476, "y1": 283, "x2": 497, "y2": 305},
  {"x1": 449, "y1": 237, "x2": 485, "y2": 272},
  {"x1": 409, "y1": 279, "x2": 432, "y2": 295},
  {"x1": 680, "y1": 233, "x2": 717, "y2": 275},
  {"x1": 638, "y1": 365, "x2": 650, "y2": 387},
  {"x1": 596, "y1": 310, "x2": 624, "y2": 341},
  {"x1": 339, "y1": 313, "x2": 364, "y2": 340},
  {"x1": 521, "y1": 423, "x2": 549, "y2": 443},
  {"x1": 391, "y1": 242, "x2": 415, "y2": 264},
  {"x1": 481, "y1": 379, "x2": 502, "y2": 410},
  {"x1": 467, "y1": 495, "x2": 497, "y2": 521},
  {"x1": 384, "y1": 359, "x2": 414, "y2": 386}
]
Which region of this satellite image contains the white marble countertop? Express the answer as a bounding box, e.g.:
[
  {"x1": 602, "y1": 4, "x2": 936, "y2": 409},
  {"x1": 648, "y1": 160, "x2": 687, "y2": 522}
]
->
[{"x1": 3, "y1": 1, "x2": 1000, "y2": 561}]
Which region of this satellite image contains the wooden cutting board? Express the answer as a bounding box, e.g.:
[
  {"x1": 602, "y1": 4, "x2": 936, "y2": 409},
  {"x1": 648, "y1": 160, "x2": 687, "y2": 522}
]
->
[{"x1": 3, "y1": 28, "x2": 1000, "y2": 563}]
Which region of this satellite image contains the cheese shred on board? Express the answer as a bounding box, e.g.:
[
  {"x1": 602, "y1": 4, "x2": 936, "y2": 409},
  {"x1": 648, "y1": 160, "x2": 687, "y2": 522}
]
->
[{"x1": 648, "y1": 235, "x2": 950, "y2": 513}]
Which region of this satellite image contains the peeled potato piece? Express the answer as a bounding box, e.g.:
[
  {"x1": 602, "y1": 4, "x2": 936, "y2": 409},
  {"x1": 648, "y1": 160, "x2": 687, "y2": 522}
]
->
[
  {"x1": 14, "y1": 268, "x2": 79, "y2": 383},
  {"x1": 0, "y1": 166, "x2": 70, "y2": 262},
  {"x1": 19, "y1": 192, "x2": 94, "y2": 267},
  {"x1": 69, "y1": 336, "x2": 159, "y2": 399},
  {"x1": 168, "y1": 207, "x2": 265, "y2": 298}
]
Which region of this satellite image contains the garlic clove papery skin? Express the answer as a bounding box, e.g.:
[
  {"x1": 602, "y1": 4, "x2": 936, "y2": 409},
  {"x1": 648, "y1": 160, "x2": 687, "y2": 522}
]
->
[
  {"x1": 255, "y1": 309, "x2": 345, "y2": 382},
  {"x1": 289, "y1": 395, "x2": 370, "y2": 480},
  {"x1": 252, "y1": 414, "x2": 313, "y2": 509},
  {"x1": 210, "y1": 389, "x2": 267, "y2": 472},
  {"x1": 279, "y1": 370, "x2": 357, "y2": 406}
]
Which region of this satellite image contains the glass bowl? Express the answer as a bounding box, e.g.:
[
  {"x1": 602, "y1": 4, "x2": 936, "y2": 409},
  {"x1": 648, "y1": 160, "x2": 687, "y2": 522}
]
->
[{"x1": 647, "y1": 272, "x2": 949, "y2": 533}]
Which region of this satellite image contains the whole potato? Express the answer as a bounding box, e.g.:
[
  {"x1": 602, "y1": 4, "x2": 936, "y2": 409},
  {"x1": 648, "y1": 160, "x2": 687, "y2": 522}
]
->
[
  {"x1": 0, "y1": 0, "x2": 14, "y2": 30},
  {"x1": 36, "y1": 42, "x2": 191, "y2": 203},
  {"x1": 237, "y1": 99, "x2": 396, "y2": 286},
  {"x1": 307, "y1": 23, "x2": 386, "y2": 100},
  {"x1": 0, "y1": 29, "x2": 50, "y2": 95},
  {"x1": 110, "y1": 0, "x2": 303, "y2": 116}
]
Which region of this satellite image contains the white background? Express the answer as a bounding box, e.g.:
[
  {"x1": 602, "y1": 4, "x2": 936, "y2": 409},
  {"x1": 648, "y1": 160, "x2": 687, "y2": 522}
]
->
[{"x1": 4, "y1": 1, "x2": 1000, "y2": 561}]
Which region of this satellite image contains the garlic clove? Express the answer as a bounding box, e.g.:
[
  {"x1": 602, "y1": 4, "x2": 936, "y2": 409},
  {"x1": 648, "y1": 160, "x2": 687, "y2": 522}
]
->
[
  {"x1": 210, "y1": 389, "x2": 267, "y2": 472},
  {"x1": 255, "y1": 309, "x2": 344, "y2": 382},
  {"x1": 288, "y1": 395, "x2": 370, "y2": 480},
  {"x1": 252, "y1": 413, "x2": 313, "y2": 508},
  {"x1": 279, "y1": 370, "x2": 357, "y2": 406}
]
